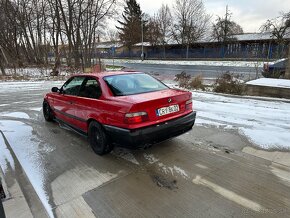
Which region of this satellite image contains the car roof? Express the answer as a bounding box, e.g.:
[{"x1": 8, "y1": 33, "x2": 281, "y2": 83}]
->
[{"x1": 73, "y1": 71, "x2": 143, "y2": 79}]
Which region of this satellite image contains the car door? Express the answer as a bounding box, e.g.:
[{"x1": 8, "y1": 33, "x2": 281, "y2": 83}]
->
[
  {"x1": 73, "y1": 77, "x2": 103, "y2": 132},
  {"x1": 52, "y1": 76, "x2": 86, "y2": 127}
]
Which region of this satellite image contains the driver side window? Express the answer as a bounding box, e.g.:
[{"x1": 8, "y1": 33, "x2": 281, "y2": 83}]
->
[{"x1": 62, "y1": 77, "x2": 85, "y2": 96}]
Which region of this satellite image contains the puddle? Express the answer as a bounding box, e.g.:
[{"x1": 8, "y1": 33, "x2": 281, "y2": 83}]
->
[{"x1": 151, "y1": 174, "x2": 178, "y2": 190}]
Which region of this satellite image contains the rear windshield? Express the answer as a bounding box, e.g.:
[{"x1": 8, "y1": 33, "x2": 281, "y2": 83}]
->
[
  {"x1": 273, "y1": 59, "x2": 287, "y2": 68},
  {"x1": 104, "y1": 73, "x2": 169, "y2": 96}
]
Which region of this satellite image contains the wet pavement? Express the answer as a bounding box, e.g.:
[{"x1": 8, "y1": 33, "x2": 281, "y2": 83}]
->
[{"x1": 1, "y1": 81, "x2": 290, "y2": 218}]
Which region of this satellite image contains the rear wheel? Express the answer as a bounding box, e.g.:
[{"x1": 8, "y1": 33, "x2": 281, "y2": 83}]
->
[
  {"x1": 43, "y1": 100, "x2": 54, "y2": 121},
  {"x1": 88, "y1": 121, "x2": 114, "y2": 155}
]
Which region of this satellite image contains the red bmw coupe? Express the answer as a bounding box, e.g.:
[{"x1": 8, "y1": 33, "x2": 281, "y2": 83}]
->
[{"x1": 43, "y1": 71, "x2": 196, "y2": 155}]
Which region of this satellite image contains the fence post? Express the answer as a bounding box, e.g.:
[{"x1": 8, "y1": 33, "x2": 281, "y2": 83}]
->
[{"x1": 285, "y1": 45, "x2": 290, "y2": 79}]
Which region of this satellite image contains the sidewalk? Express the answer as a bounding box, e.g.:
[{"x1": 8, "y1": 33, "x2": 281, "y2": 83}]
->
[
  {"x1": 0, "y1": 158, "x2": 33, "y2": 218},
  {"x1": 0, "y1": 131, "x2": 47, "y2": 218}
]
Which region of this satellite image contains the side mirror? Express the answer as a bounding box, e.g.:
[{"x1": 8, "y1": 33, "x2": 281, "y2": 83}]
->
[{"x1": 51, "y1": 87, "x2": 59, "y2": 93}]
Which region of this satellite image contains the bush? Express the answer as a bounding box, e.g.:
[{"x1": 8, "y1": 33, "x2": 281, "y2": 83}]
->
[
  {"x1": 188, "y1": 75, "x2": 205, "y2": 90},
  {"x1": 175, "y1": 72, "x2": 206, "y2": 90},
  {"x1": 174, "y1": 71, "x2": 191, "y2": 88},
  {"x1": 213, "y1": 72, "x2": 244, "y2": 95}
]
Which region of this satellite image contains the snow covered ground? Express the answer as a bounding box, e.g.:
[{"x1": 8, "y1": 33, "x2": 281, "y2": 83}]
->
[
  {"x1": 247, "y1": 78, "x2": 290, "y2": 89},
  {"x1": 102, "y1": 58, "x2": 264, "y2": 68},
  {"x1": 4, "y1": 68, "x2": 51, "y2": 77},
  {"x1": 2, "y1": 67, "x2": 78, "y2": 80},
  {"x1": 191, "y1": 91, "x2": 290, "y2": 150},
  {"x1": 0, "y1": 81, "x2": 64, "y2": 94}
]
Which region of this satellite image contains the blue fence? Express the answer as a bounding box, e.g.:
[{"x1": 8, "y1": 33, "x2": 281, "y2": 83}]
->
[{"x1": 102, "y1": 42, "x2": 289, "y2": 60}]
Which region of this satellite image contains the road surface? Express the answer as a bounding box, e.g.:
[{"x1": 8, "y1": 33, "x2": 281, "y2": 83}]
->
[
  {"x1": 0, "y1": 81, "x2": 290, "y2": 218},
  {"x1": 104, "y1": 59, "x2": 262, "y2": 80}
]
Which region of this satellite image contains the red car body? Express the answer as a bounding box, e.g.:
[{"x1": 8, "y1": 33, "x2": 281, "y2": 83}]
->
[{"x1": 43, "y1": 71, "x2": 196, "y2": 152}]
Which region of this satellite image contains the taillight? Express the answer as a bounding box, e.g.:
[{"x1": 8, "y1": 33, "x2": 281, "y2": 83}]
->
[
  {"x1": 185, "y1": 99, "x2": 192, "y2": 110},
  {"x1": 124, "y1": 112, "x2": 149, "y2": 124}
]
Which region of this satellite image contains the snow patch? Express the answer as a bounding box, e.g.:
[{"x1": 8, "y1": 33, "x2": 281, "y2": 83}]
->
[
  {"x1": 112, "y1": 148, "x2": 139, "y2": 165},
  {"x1": 157, "y1": 162, "x2": 189, "y2": 179},
  {"x1": 173, "y1": 166, "x2": 189, "y2": 179},
  {"x1": 189, "y1": 91, "x2": 290, "y2": 149},
  {"x1": 0, "y1": 112, "x2": 30, "y2": 119},
  {"x1": 0, "y1": 81, "x2": 64, "y2": 94},
  {"x1": 247, "y1": 78, "x2": 290, "y2": 89},
  {"x1": 30, "y1": 107, "x2": 42, "y2": 112},
  {"x1": 143, "y1": 153, "x2": 159, "y2": 164}
]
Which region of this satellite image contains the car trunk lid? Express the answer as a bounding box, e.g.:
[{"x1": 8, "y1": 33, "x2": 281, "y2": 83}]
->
[{"x1": 118, "y1": 89, "x2": 192, "y2": 122}]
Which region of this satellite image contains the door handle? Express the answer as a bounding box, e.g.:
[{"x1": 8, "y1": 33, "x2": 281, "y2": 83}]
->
[{"x1": 69, "y1": 101, "x2": 74, "y2": 104}]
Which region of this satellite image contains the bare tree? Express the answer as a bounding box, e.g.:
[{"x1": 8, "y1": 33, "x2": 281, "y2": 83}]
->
[
  {"x1": 212, "y1": 6, "x2": 244, "y2": 42},
  {"x1": 0, "y1": 46, "x2": 7, "y2": 75},
  {"x1": 157, "y1": 4, "x2": 172, "y2": 58},
  {"x1": 104, "y1": 29, "x2": 119, "y2": 42},
  {"x1": 146, "y1": 15, "x2": 162, "y2": 46},
  {"x1": 0, "y1": 0, "x2": 118, "y2": 74},
  {"x1": 261, "y1": 11, "x2": 290, "y2": 42},
  {"x1": 172, "y1": 0, "x2": 211, "y2": 58}
]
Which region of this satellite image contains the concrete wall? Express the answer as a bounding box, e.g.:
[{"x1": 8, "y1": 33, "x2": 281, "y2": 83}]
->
[{"x1": 246, "y1": 84, "x2": 290, "y2": 99}]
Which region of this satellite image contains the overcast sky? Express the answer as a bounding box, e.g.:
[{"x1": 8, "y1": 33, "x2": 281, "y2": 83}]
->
[{"x1": 137, "y1": 0, "x2": 289, "y2": 33}]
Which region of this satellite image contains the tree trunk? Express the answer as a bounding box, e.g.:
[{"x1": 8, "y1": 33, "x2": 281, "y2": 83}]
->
[
  {"x1": 163, "y1": 44, "x2": 166, "y2": 59},
  {"x1": 0, "y1": 46, "x2": 7, "y2": 76},
  {"x1": 285, "y1": 45, "x2": 290, "y2": 79},
  {"x1": 0, "y1": 60, "x2": 5, "y2": 76}
]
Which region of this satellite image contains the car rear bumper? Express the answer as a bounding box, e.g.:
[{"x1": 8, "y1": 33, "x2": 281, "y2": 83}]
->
[{"x1": 103, "y1": 111, "x2": 196, "y2": 148}]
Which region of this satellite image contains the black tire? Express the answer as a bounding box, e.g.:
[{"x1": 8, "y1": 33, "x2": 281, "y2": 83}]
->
[
  {"x1": 88, "y1": 121, "x2": 114, "y2": 155},
  {"x1": 43, "y1": 100, "x2": 54, "y2": 121}
]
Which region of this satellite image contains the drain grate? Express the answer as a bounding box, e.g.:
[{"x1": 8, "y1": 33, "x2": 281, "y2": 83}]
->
[{"x1": 0, "y1": 183, "x2": 5, "y2": 200}]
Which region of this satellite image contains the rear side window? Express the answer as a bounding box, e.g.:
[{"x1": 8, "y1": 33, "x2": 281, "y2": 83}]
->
[
  {"x1": 104, "y1": 73, "x2": 169, "y2": 96},
  {"x1": 79, "y1": 78, "x2": 102, "y2": 99}
]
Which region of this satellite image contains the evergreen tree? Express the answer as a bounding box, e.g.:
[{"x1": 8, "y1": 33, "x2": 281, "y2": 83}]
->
[{"x1": 117, "y1": 0, "x2": 145, "y2": 50}]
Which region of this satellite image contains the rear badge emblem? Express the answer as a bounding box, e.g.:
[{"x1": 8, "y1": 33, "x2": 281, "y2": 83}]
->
[{"x1": 168, "y1": 98, "x2": 172, "y2": 103}]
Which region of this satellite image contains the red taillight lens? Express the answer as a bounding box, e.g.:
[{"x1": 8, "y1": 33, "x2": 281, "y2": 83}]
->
[
  {"x1": 186, "y1": 99, "x2": 192, "y2": 110},
  {"x1": 124, "y1": 112, "x2": 149, "y2": 124}
]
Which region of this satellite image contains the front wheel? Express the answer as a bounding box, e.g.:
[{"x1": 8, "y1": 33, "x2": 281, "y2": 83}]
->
[
  {"x1": 43, "y1": 100, "x2": 54, "y2": 121},
  {"x1": 88, "y1": 121, "x2": 114, "y2": 155}
]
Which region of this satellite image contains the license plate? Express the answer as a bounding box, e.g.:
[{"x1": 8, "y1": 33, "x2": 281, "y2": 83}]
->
[{"x1": 156, "y1": 105, "x2": 179, "y2": 116}]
